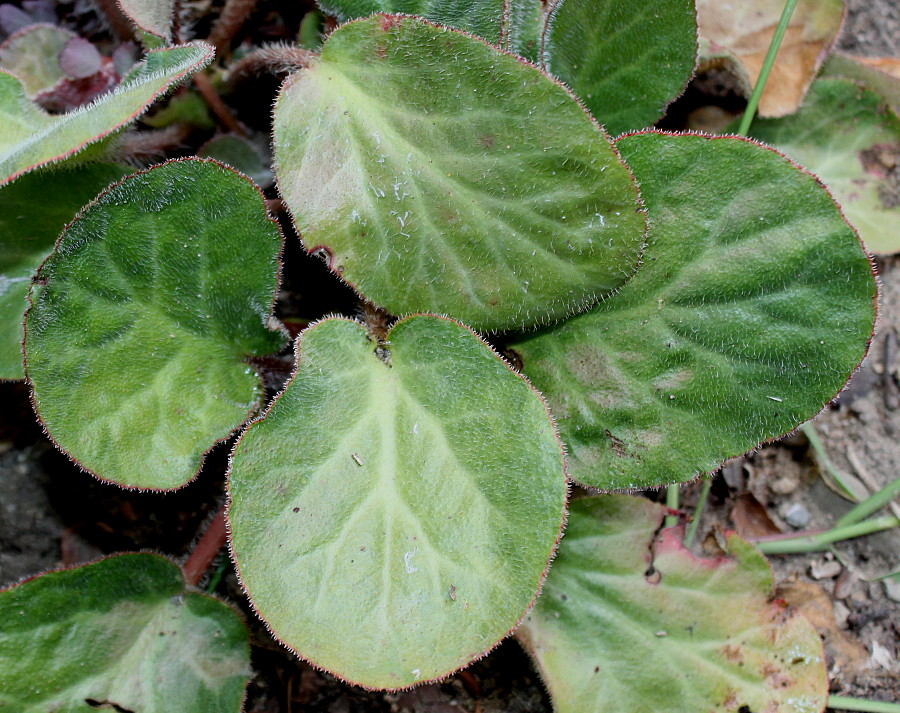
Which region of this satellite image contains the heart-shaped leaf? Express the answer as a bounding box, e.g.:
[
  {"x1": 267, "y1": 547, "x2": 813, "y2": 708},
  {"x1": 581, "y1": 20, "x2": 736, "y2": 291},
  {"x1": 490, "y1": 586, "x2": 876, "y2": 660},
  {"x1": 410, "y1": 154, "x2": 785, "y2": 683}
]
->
[
  {"x1": 0, "y1": 162, "x2": 129, "y2": 380},
  {"x1": 744, "y1": 78, "x2": 900, "y2": 255},
  {"x1": 517, "y1": 495, "x2": 827, "y2": 713},
  {"x1": 0, "y1": 553, "x2": 250, "y2": 713},
  {"x1": 0, "y1": 23, "x2": 73, "y2": 96},
  {"x1": 274, "y1": 14, "x2": 645, "y2": 331},
  {"x1": 697, "y1": 0, "x2": 844, "y2": 117},
  {"x1": 511, "y1": 132, "x2": 876, "y2": 489},
  {"x1": 116, "y1": 0, "x2": 176, "y2": 46},
  {"x1": 228, "y1": 314, "x2": 567, "y2": 689},
  {"x1": 0, "y1": 41, "x2": 213, "y2": 187},
  {"x1": 315, "y1": 0, "x2": 542, "y2": 55},
  {"x1": 25, "y1": 159, "x2": 286, "y2": 490},
  {"x1": 540, "y1": 0, "x2": 697, "y2": 136}
]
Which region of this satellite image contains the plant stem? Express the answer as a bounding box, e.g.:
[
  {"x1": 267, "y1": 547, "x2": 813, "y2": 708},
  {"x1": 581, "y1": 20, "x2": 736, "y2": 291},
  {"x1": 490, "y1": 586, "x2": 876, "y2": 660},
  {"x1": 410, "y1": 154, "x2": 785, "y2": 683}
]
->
[
  {"x1": 828, "y1": 695, "x2": 900, "y2": 712},
  {"x1": 735, "y1": 0, "x2": 799, "y2": 135},
  {"x1": 193, "y1": 72, "x2": 246, "y2": 136},
  {"x1": 183, "y1": 504, "x2": 228, "y2": 587},
  {"x1": 755, "y1": 515, "x2": 900, "y2": 554},
  {"x1": 684, "y1": 476, "x2": 712, "y2": 546},
  {"x1": 226, "y1": 43, "x2": 316, "y2": 89},
  {"x1": 835, "y1": 477, "x2": 900, "y2": 529},
  {"x1": 665, "y1": 484, "x2": 679, "y2": 528},
  {"x1": 207, "y1": 0, "x2": 260, "y2": 54},
  {"x1": 802, "y1": 422, "x2": 862, "y2": 502}
]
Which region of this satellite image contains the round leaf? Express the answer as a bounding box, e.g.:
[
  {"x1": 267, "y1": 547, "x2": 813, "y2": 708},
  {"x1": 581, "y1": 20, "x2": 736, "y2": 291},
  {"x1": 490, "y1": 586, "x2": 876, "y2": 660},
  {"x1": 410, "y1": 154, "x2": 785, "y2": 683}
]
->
[
  {"x1": 0, "y1": 42, "x2": 213, "y2": 187},
  {"x1": 0, "y1": 162, "x2": 130, "y2": 380},
  {"x1": 116, "y1": 0, "x2": 176, "y2": 45},
  {"x1": 0, "y1": 553, "x2": 250, "y2": 713},
  {"x1": 745, "y1": 78, "x2": 900, "y2": 256},
  {"x1": 25, "y1": 159, "x2": 286, "y2": 490},
  {"x1": 228, "y1": 314, "x2": 567, "y2": 689},
  {"x1": 541, "y1": 0, "x2": 697, "y2": 136},
  {"x1": 273, "y1": 14, "x2": 645, "y2": 331},
  {"x1": 518, "y1": 495, "x2": 827, "y2": 713},
  {"x1": 512, "y1": 132, "x2": 876, "y2": 489},
  {"x1": 0, "y1": 23, "x2": 73, "y2": 96}
]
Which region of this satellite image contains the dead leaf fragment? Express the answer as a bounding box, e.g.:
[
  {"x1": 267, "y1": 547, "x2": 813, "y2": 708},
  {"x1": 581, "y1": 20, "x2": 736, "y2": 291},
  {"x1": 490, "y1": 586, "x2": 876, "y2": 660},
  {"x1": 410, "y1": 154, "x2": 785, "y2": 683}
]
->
[{"x1": 697, "y1": 0, "x2": 845, "y2": 116}]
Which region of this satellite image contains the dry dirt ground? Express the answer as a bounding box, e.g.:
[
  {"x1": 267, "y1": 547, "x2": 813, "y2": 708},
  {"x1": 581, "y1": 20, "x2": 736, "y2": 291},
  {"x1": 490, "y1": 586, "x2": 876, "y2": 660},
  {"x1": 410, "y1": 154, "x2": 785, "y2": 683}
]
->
[{"x1": 0, "y1": 0, "x2": 898, "y2": 711}]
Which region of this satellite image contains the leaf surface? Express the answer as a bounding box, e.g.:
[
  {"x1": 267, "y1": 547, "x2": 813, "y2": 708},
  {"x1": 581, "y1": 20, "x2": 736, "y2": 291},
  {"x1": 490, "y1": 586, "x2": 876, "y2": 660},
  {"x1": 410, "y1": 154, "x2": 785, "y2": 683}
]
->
[
  {"x1": 0, "y1": 42, "x2": 212, "y2": 187},
  {"x1": 25, "y1": 159, "x2": 285, "y2": 490},
  {"x1": 274, "y1": 15, "x2": 644, "y2": 331},
  {"x1": 0, "y1": 162, "x2": 129, "y2": 380},
  {"x1": 227, "y1": 315, "x2": 567, "y2": 689},
  {"x1": 697, "y1": 0, "x2": 844, "y2": 117},
  {"x1": 540, "y1": 0, "x2": 697, "y2": 136},
  {"x1": 746, "y1": 79, "x2": 900, "y2": 255},
  {"x1": 116, "y1": 0, "x2": 176, "y2": 44},
  {"x1": 315, "y1": 0, "x2": 541, "y2": 55},
  {"x1": 0, "y1": 553, "x2": 250, "y2": 713},
  {"x1": 199, "y1": 134, "x2": 273, "y2": 188},
  {"x1": 518, "y1": 495, "x2": 827, "y2": 713},
  {"x1": 512, "y1": 132, "x2": 876, "y2": 489},
  {"x1": 0, "y1": 24, "x2": 73, "y2": 96}
]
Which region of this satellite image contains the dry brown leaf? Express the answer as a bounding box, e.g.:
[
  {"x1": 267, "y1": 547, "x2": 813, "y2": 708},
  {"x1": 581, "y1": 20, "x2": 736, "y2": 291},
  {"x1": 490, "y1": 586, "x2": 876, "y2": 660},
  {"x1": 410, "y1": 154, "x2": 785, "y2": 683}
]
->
[
  {"x1": 731, "y1": 492, "x2": 783, "y2": 539},
  {"x1": 697, "y1": 0, "x2": 845, "y2": 117},
  {"x1": 857, "y1": 57, "x2": 900, "y2": 80}
]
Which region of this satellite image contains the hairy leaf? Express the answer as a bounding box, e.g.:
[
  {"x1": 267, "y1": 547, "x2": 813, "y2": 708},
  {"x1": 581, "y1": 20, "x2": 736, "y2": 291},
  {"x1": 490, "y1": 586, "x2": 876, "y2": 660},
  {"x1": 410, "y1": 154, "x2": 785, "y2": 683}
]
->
[
  {"x1": 199, "y1": 134, "x2": 273, "y2": 189},
  {"x1": 745, "y1": 79, "x2": 900, "y2": 256},
  {"x1": 0, "y1": 162, "x2": 129, "y2": 380},
  {"x1": 0, "y1": 23, "x2": 72, "y2": 96},
  {"x1": 25, "y1": 159, "x2": 285, "y2": 490},
  {"x1": 228, "y1": 315, "x2": 567, "y2": 689},
  {"x1": 0, "y1": 42, "x2": 213, "y2": 187},
  {"x1": 117, "y1": 0, "x2": 176, "y2": 46},
  {"x1": 0, "y1": 553, "x2": 250, "y2": 713},
  {"x1": 697, "y1": 0, "x2": 844, "y2": 117},
  {"x1": 274, "y1": 15, "x2": 644, "y2": 331},
  {"x1": 512, "y1": 132, "x2": 876, "y2": 489},
  {"x1": 541, "y1": 0, "x2": 697, "y2": 136},
  {"x1": 518, "y1": 495, "x2": 827, "y2": 713},
  {"x1": 314, "y1": 0, "x2": 542, "y2": 55}
]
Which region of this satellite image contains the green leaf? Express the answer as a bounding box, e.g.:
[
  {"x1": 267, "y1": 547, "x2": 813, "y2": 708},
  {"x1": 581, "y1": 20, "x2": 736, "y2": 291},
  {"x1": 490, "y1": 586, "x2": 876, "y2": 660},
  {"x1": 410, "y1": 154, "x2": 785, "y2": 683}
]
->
[
  {"x1": 0, "y1": 162, "x2": 130, "y2": 380},
  {"x1": 0, "y1": 24, "x2": 73, "y2": 97},
  {"x1": 117, "y1": 0, "x2": 176, "y2": 46},
  {"x1": 315, "y1": 0, "x2": 542, "y2": 55},
  {"x1": 25, "y1": 159, "x2": 286, "y2": 490},
  {"x1": 743, "y1": 78, "x2": 900, "y2": 255},
  {"x1": 228, "y1": 314, "x2": 567, "y2": 689},
  {"x1": 0, "y1": 553, "x2": 250, "y2": 713},
  {"x1": 0, "y1": 42, "x2": 213, "y2": 187},
  {"x1": 199, "y1": 134, "x2": 273, "y2": 189},
  {"x1": 512, "y1": 132, "x2": 876, "y2": 489},
  {"x1": 518, "y1": 495, "x2": 827, "y2": 713},
  {"x1": 821, "y1": 53, "x2": 900, "y2": 114},
  {"x1": 540, "y1": 0, "x2": 697, "y2": 136},
  {"x1": 273, "y1": 14, "x2": 644, "y2": 331}
]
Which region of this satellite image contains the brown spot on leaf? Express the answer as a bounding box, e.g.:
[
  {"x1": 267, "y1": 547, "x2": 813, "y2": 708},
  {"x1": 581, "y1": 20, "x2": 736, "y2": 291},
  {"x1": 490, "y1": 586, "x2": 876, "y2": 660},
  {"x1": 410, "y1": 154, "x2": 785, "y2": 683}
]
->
[{"x1": 605, "y1": 429, "x2": 627, "y2": 457}]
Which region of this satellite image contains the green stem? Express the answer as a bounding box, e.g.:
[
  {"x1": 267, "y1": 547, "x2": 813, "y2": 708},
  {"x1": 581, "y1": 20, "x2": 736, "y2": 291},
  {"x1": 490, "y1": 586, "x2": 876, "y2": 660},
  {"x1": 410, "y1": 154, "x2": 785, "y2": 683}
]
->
[
  {"x1": 835, "y1": 477, "x2": 900, "y2": 528},
  {"x1": 828, "y1": 695, "x2": 900, "y2": 712},
  {"x1": 756, "y1": 515, "x2": 900, "y2": 554},
  {"x1": 735, "y1": 0, "x2": 800, "y2": 135},
  {"x1": 802, "y1": 422, "x2": 861, "y2": 502},
  {"x1": 665, "y1": 484, "x2": 679, "y2": 528},
  {"x1": 685, "y1": 477, "x2": 713, "y2": 547}
]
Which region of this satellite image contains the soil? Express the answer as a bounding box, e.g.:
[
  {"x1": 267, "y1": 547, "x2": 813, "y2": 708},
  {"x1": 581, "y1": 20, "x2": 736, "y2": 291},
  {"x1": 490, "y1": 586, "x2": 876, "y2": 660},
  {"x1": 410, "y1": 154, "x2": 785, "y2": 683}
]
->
[{"x1": 1, "y1": 0, "x2": 898, "y2": 711}]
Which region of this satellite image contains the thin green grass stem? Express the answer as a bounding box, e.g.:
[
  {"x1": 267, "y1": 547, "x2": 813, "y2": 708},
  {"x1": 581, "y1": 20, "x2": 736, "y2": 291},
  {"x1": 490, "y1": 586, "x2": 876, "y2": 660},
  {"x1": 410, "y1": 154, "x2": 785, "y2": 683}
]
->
[
  {"x1": 802, "y1": 422, "x2": 861, "y2": 501},
  {"x1": 757, "y1": 515, "x2": 900, "y2": 554},
  {"x1": 736, "y1": 0, "x2": 800, "y2": 135},
  {"x1": 835, "y1": 477, "x2": 900, "y2": 528},
  {"x1": 828, "y1": 695, "x2": 900, "y2": 712},
  {"x1": 684, "y1": 477, "x2": 713, "y2": 546},
  {"x1": 665, "y1": 484, "x2": 679, "y2": 528}
]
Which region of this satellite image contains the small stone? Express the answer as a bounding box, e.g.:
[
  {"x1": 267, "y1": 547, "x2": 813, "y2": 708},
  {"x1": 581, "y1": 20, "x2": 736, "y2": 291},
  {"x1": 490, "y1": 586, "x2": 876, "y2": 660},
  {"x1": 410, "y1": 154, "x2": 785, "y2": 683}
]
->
[
  {"x1": 883, "y1": 577, "x2": 900, "y2": 603},
  {"x1": 833, "y1": 600, "x2": 850, "y2": 628},
  {"x1": 810, "y1": 559, "x2": 842, "y2": 580},
  {"x1": 833, "y1": 569, "x2": 858, "y2": 600},
  {"x1": 784, "y1": 502, "x2": 810, "y2": 529},
  {"x1": 770, "y1": 475, "x2": 799, "y2": 495}
]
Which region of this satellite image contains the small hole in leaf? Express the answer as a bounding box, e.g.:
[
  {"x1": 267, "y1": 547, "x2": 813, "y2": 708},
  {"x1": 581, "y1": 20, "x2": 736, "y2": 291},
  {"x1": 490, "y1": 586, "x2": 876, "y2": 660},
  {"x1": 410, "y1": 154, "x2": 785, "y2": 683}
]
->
[{"x1": 738, "y1": 706, "x2": 753, "y2": 713}]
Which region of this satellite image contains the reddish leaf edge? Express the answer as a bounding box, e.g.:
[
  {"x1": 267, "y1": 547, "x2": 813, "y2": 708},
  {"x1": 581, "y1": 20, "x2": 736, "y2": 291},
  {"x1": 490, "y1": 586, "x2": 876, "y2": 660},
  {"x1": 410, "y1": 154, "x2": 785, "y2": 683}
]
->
[
  {"x1": 21, "y1": 156, "x2": 288, "y2": 493},
  {"x1": 224, "y1": 312, "x2": 571, "y2": 692},
  {"x1": 514, "y1": 494, "x2": 830, "y2": 713},
  {"x1": 0, "y1": 549, "x2": 252, "y2": 713},
  {"x1": 0, "y1": 40, "x2": 214, "y2": 189},
  {"x1": 270, "y1": 13, "x2": 650, "y2": 334},
  {"x1": 538, "y1": 0, "x2": 701, "y2": 137},
  {"x1": 538, "y1": 128, "x2": 879, "y2": 495},
  {"x1": 113, "y1": 0, "x2": 172, "y2": 44}
]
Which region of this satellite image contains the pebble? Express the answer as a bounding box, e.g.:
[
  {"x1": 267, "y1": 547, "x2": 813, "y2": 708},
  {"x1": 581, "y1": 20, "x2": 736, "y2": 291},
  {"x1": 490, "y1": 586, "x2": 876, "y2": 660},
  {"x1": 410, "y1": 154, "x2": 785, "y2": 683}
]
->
[
  {"x1": 784, "y1": 502, "x2": 811, "y2": 529},
  {"x1": 810, "y1": 559, "x2": 842, "y2": 580},
  {"x1": 883, "y1": 577, "x2": 900, "y2": 603}
]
